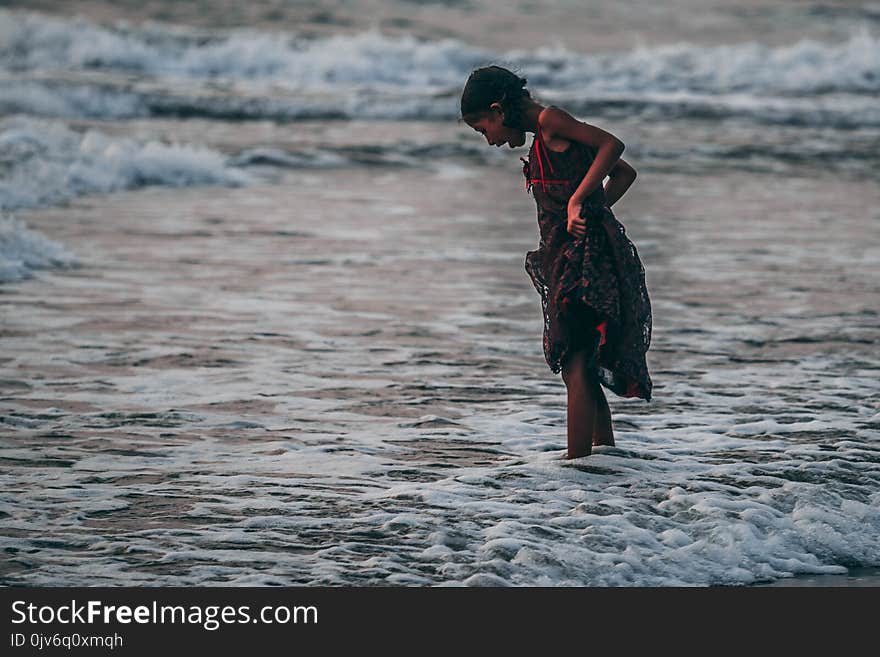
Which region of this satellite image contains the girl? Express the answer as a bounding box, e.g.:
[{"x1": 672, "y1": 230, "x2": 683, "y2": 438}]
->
[{"x1": 460, "y1": 65, "x2": 652, "y2": 459}]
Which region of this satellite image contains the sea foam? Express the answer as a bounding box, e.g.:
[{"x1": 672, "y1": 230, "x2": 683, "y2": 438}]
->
[
  {"x1": 3, "y1": 10, "x2": 877, "y2": 95},
  {"x1": 0, "y1": 116, "x2": 251, "y2": 283},
  {"x1": 0, "y1": 213, "x2": 78, "y2": 283},
  {"x1": 2, "y1": 10, "x2": 878, "y2": 125},
  {"x1": 0, "y1": 116, "x2": 251, "y2": 212}
]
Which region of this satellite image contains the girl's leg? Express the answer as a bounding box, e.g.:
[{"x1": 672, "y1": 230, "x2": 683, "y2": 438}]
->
[
  {"x1": 561, "y1": 349, "x2": 595, "y2": 459},
  {"x1": 592, "y1": 382, "x2": 615, "y2": 446}
]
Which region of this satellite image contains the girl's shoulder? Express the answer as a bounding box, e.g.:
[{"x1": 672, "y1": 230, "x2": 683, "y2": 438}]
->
[
  {"x1": 537, "y1": 105, "x2": 579, "y2": 154},
  {"x1": 538, "y1": 105, "x2": 609, "y2": 156},
  {"x1": 538, "y1": 104, "x2": 574, "y2": 126}
]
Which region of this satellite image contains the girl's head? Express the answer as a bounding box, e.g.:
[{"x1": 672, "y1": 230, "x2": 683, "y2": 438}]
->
[{"x1": 460, "y1": 65, "x2": 531, "y2": 149}]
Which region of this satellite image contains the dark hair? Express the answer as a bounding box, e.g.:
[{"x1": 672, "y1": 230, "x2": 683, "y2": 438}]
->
[{"x1": 459, "y1": 65, "x2": 531, "y2": 131}]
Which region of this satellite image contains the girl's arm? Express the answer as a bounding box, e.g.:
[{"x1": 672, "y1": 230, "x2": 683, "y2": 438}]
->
[
  {"x1": 603, "y1": 157, "x2": 637, "y2": 207},
  {"x1": 538, "y1": 107, "x2": 624, "y2": 210}
]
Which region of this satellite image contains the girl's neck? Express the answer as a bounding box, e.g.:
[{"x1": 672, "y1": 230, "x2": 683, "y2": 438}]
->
[{"x1": 520, "y1": 99, "x2": 548, "y2": 134}]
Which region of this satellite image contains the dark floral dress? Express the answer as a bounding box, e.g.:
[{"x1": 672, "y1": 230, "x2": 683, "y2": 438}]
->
[{"x1": 522, "y1": 118, "x2": 653, "y2": 401}]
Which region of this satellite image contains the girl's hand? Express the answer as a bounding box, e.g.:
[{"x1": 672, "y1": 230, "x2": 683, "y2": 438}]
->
[{"x1": 567, "y1": 202, "x2": 586, "y2": 239}]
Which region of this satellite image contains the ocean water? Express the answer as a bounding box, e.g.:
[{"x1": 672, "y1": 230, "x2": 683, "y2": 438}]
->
[{"x1": 1, "y1": 2, "x2": 878, "y2": 586}]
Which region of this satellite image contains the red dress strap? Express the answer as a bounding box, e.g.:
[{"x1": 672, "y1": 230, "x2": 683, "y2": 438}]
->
[
  {"x1": 524, "y1": 126, "x2": 569, "y2": 193},
  {"x1": 535, "y1": 125, "x2": 555, "y2": 175}
]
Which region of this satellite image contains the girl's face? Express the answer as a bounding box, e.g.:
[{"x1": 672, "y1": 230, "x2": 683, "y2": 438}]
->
[{"x1": 465, "y1": 107, "x2": 527, "y2": 149}]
